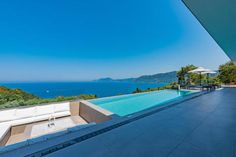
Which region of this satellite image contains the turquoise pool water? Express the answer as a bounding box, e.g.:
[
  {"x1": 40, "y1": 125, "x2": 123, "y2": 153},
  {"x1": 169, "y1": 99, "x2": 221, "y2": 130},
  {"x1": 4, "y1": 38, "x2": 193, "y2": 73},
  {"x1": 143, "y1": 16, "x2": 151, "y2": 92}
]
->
[{"x1": 90, "y1": 90, "x2": 193, "y2": 116}]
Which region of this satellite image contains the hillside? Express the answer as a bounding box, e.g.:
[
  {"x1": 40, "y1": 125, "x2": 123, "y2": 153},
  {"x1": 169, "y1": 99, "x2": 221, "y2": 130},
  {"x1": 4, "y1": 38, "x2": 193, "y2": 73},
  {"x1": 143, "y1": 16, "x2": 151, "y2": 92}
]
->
[
  {"x1": 0, "y1": 86, "x2": 96, "y2": 109},
  {"x1": 0, "y1": 86, "x2": 39, "y2": 104},
  {"x1": 97, "y1": 71, "x2": 177, "y2": 83},
  {"x1": 132, "y1": 71, "x2": 177, "y2": 83}
]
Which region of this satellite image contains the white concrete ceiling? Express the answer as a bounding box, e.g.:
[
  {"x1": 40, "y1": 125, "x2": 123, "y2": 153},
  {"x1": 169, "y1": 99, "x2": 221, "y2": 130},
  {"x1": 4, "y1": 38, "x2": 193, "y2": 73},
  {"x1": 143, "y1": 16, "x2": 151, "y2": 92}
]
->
[{"x1": 182, "y1": 0, "x2": 236, "y2": 62}]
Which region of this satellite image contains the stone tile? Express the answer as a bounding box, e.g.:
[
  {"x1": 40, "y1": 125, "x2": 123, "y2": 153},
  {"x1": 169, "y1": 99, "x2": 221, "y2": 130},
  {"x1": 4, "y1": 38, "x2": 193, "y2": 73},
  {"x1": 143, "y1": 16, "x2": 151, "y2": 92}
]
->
[
  {"x1": 160, "y1": 119, "x2": 199, "y2": 139},
  {"x1": 211, "y1": 108, "x2": 236, "y2": 120},
  {"x1": 185, "y1": 124, "x2": 236, "y2": 157},
  {"x1": 108, "y1": 126, "x2": 183, "y2": 157},
  {"x1": 234, "y1": 144, "x2": 236, "y2": 157},
  {"x1": 168, "y1": 142, "x2": 215, "y2": 157},
  {"x1": 46, "y1": 134, "x2": 114, "y2": 157}
]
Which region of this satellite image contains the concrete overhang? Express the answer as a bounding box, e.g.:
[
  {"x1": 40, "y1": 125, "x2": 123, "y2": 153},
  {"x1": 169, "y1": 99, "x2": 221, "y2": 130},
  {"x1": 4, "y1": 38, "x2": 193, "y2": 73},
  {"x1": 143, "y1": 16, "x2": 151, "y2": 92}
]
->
[{"x1": 182, "y1": 0, "x2": 236, "y2": 62}]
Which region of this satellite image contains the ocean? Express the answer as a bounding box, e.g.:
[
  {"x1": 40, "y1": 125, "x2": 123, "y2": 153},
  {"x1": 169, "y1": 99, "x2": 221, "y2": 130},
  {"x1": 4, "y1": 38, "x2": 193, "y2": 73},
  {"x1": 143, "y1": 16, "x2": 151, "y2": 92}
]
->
[{"x1": 1, "y1": 82, "x2": 167, "y2": 98}]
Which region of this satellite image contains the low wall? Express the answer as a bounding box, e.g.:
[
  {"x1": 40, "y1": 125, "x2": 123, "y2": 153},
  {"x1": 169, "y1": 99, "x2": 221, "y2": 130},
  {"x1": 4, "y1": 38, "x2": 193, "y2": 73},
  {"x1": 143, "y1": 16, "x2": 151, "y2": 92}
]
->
[
  {"x1": 11, "y1": 125, "x2": 26, "y2": 136},
  {"x1": 69, "y1": 101, "x2": 80, "y2": 116},
  {"x1": 79, "y1": 101, "x2": 113, "y2": 123},
  {"x1": 0, "y1": 128, "x2": 11, "y2": 146}
]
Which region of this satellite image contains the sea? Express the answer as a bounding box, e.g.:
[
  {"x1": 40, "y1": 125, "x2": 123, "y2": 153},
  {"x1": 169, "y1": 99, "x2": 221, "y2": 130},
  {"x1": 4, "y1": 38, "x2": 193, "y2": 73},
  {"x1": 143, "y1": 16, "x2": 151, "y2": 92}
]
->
[{"x1": 0, "y1": 82, "x2": 167, "y2": 99}]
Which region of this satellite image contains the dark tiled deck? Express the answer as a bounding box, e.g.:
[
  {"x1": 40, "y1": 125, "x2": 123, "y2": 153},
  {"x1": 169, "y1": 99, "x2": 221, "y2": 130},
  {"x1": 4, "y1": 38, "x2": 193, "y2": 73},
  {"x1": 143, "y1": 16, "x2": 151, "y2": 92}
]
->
[{"x1": 45, "y1": 88, "x2": 236, "y2": 157}]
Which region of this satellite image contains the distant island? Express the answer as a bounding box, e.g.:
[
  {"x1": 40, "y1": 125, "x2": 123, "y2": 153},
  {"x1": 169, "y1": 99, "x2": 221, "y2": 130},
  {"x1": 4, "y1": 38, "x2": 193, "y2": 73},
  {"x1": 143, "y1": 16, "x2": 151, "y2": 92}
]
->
[{"x1": 96, "y1": 71, "x2": 177, "y2": 84}]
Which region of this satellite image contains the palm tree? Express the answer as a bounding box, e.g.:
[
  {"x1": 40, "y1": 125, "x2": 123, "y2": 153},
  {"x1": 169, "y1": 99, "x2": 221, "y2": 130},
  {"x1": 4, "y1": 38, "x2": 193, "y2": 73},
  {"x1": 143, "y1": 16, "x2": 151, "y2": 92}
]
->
[{"x1": 177, "y1": 65, "x2": 197, "y2": 87}]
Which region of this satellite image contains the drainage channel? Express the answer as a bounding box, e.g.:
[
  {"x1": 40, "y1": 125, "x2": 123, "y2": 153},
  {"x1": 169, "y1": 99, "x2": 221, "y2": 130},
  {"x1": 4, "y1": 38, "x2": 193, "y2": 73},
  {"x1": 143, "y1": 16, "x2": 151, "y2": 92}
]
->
[{"x1": 25, "y1": 91, "x2": 210, "y2": 157}]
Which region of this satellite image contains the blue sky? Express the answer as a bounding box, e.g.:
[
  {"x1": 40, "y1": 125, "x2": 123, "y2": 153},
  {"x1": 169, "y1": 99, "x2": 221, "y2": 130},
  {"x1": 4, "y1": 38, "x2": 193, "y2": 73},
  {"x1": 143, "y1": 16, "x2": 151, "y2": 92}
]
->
[{"x1": 0, "y1": 0, "x2": 229, "y2": 82}]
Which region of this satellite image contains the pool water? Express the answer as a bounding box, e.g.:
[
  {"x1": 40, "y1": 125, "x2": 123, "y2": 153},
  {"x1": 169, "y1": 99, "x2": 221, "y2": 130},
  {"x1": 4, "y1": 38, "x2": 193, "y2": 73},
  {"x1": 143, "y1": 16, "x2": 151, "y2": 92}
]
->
[{"x1": 89, "y1": 90, "x2": 194, "y2": 116}]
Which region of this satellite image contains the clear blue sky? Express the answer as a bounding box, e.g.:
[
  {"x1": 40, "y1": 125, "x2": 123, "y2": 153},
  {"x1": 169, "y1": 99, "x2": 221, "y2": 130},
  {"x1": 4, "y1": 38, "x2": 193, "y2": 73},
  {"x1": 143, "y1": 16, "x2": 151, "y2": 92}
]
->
[{"x1": 0, "y1": 0, "x2": 229, "y2": 82}]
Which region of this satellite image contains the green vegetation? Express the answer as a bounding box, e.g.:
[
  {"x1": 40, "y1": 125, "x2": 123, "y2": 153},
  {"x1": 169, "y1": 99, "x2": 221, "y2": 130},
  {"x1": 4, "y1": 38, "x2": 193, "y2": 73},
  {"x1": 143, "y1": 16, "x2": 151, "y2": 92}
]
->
[
  {"x1": 176, "y1": 65, "x2": 221, "y2": 87},
  {"x1": 176, "y1": 62, "x2": 236, "y2": 87},
  {"x1": 177, "y1": 65, "x2": 197, "y2": 86},
  {"x1": 133, "y1": 82, "x2": 179, "y2": 94},
  {"x1": 0, "y1": 86, "x2": 96, "y2": 109},
  {"x1": 218, "y1": 61, "x2": 236, "y2": 84}
]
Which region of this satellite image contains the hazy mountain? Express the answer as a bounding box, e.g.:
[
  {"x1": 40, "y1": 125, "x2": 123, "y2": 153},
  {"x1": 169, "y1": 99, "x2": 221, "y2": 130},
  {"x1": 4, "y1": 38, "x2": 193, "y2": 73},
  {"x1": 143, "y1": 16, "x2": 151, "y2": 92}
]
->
[{"x1": 96, "y1": 71, "x2": 177, "y2": 83}]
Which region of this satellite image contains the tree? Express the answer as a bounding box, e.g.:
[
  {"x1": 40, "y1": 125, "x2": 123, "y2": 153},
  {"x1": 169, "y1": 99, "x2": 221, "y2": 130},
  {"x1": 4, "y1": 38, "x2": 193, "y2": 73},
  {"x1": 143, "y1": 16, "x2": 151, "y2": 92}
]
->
[
  {"x1": 218, "y1": 61, "x2": 236, "y2": 84},
  {"x1": 133, "y1": 88, "x2": 143, "y2": 93},
  {"x1": 177, "y1": 65, "x2": 197, "y2": 86}
]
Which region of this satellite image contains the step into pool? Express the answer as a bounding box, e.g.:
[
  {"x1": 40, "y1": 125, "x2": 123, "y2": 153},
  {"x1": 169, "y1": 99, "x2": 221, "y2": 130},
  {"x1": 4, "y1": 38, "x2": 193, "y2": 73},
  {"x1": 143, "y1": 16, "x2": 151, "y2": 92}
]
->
[{"x1": 89, "y1": 90, "x2": 194, "y2": 116}]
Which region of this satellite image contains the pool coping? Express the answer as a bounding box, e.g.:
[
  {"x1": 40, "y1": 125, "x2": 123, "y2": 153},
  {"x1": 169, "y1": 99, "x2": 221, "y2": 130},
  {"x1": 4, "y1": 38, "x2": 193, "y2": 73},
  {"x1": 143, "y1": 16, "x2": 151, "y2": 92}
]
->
[
  {"x1": 88, "y1": 89, "x2": 193, "y2": 102},
  {"x1": 1, "y1": 90, "x2": 211, "y2": 156}
]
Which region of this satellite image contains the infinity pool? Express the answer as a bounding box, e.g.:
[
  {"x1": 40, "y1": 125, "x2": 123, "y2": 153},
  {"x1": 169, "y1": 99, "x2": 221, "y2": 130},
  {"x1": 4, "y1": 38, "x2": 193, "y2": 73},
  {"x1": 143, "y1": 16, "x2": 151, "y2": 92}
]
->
[{"x1": 90, "y1": 90, "x2": 194, "y2": 116}]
